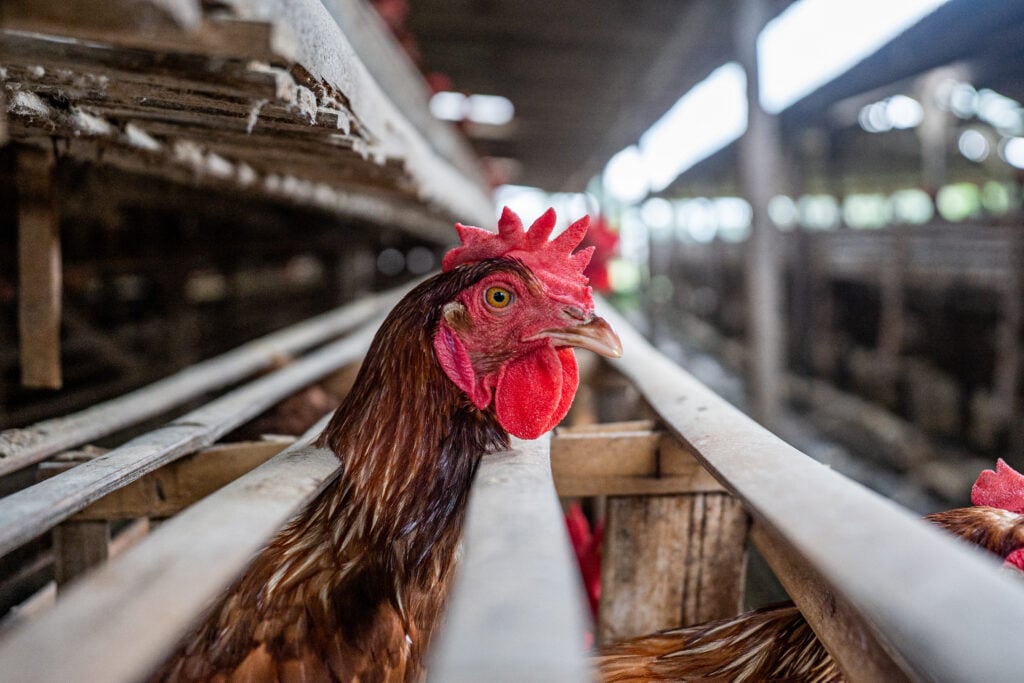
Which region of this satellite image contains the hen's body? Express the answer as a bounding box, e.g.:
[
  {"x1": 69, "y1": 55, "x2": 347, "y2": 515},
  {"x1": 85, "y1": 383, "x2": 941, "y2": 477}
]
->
[
  {"x1": 595, "y1": 483, "x2": 1024, "y2": 683},
  {"x1": 596, "y1": 603, "x2": 840, "y2": 683},
  {"x1": 156, "y1": 263, "x2": 514, "y2": 682}
]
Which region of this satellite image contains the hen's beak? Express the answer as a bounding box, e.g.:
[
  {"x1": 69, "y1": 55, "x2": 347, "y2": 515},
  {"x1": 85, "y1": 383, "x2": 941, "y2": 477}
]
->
[{"x1": 534, "y1": 316, "x2": 623, "y2": 359}]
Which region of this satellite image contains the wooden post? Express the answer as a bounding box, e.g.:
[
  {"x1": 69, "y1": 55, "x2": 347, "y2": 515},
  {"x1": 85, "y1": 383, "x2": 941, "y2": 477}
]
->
[
  {"x1": 15, "y1": 146, "x2": 62, "y2": 389},
  {"x1": 52, "y1": 521, "x2": 110, "y2": 589},
  {"x1": 875, "y1": 230, "x2": 907, "y2": 407},
  {"x1": 598, "y1": 491, "x2": 747, "y2": 644},
  {"x1": 735, "y1": 0, "x2": 786, "y2": 428},
  {"x1": 0, "y1": 90, "x2": 8, "y2": 146},
  {"x1": 993, "y1": 229, "x2": 1022, "y2": 450}
]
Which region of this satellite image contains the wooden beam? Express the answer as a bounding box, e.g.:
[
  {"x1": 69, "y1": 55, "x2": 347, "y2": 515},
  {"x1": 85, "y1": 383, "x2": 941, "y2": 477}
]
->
[
  {"x1": 992, "y1": 229, "x2": 1022, "y2": 442},
  {"x1": 429, "y1": 435, "x2": 592, "y2": 682},
  {"x1": 751, "y1": 522, "x2": 910, "y2": 683},
  {"x1": 597, "y1": 296, "x2": 1024, "y2": 682},
  {"x1": 0, "y1": 318, "x2": 379, "y2": 557},
  {"x1": 52, "y1": 521, "x2": 109, "y2": 589},
  {"x1": 38, "y1": 440, "x2": 292, "y2": 521},
  {"x1": 0, "y1": 281, "x2": 409, "y2": 478},
  {"x1": 0, "y1": 89, "x2": 7, "y2": 145},
  {"x1": 599, "y1": 492, "x2": 747, "y2": 645},
  {"x1": 15, "y1": 146, "x2": 62, "y2": 389},
  {"x1": 0, "y1": 420, "x2": 339, "y2": 683},
  {"x1": 550, "y1": 425, "x2": 724, "y2": 497}
]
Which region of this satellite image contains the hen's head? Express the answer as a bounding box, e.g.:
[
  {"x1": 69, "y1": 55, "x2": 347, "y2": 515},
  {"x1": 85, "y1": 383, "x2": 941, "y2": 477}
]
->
[{"x1": 433, "y1": 207, "x2": 622, "y2": 439}]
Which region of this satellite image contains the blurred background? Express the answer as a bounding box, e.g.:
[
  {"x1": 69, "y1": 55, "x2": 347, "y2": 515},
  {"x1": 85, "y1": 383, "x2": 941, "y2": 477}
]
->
[
  {"x1": 3, "y1": 0, "x2": 1024, "y2": 513},
  {"x1": 402, "y1": 0, "x2": 1024, "y2": 513}
]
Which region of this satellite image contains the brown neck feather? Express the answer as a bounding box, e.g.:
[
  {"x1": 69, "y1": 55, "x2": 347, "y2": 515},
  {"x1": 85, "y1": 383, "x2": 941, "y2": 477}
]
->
[{"x1": 316, "y1": 265, "x2": 514, "y2": 573}]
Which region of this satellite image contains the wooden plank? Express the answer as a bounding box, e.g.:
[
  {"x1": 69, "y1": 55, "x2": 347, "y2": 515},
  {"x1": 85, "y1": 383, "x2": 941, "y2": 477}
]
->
[
  {"x1": 0, "y1": 89, "x2": 7, "y2": 144},
  {"x1": 430, "y1": 435, "x2": 591, "y2": 682},
  {"x1": 557, "y1": 419, "x2": 654, "y2": 434},
  {"x1": 15, "y1": 146, "x2": 62, "y2": 389},
  {"x1": 751, "y1": 522, "x2": 910, "y2": 683},
  {"x1": 108, "y1": 518, "x2": 151, "y2": 558},
  {"x1": 0, "y1": 317, "x2": 379, "y2": 557},
  {"x1": 0, "y1": 281, "x2": 408, "y2": 477},
  {"x1": 217, "y1": 0, "x2": 494, "y2": 226},
  {"x1": 991, "y1": 229, "x2": 1022, "y2": 437},
  {"x1": 0, "y1": 419, "x2": 339, "y2": 683},
  {"x1": 598, "y1": 492, "x2": 747, "y2": 645},
  {"x1": 551, "y1": 427, "x2": 660, "y2": 477},
  {"x1": 550, "y1": 426, "x2": 723, "y2": 497},
  {"x1": 554, "y1": 474, "x2": 723, "y2": 498},
  {"x1": 2, "y1": 0, "x2": 494, "y2": 231},
  {"x1": 52, "y1": 520, "x2": 110, "y2": 588},
  {"x1": 38, "y1": 440, "x2": 292, "y2": 521},
  {"x1": 597, "y1": 297, "x2": 1024, "y2": 682}
]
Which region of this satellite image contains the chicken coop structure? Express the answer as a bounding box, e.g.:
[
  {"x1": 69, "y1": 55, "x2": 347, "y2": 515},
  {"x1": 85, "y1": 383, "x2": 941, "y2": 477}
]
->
[{"x1": 2, "y1": 1, "x2": 1024, "y2": 682}]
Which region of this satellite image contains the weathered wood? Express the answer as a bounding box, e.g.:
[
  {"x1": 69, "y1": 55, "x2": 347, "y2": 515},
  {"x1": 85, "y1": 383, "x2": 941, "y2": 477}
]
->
[
  {"x1": 0, "y1": 89, "x2": 7, "y2": 144},
  {"x1": 992, "y1": 228, "x2": 1022, "y2": 435},
  {"x1": 751, "y1": 522, "x2": 911, "y2": 683},
  {"x1": 0, "y1": 581, "x2": 57, "y2": 636},
  {"x1": 598, "y1": 492, "x2": 747, "y2": 645},
  {"x1": 0, "y1": 282, "x2": 407, "y2": 477},
  {"x1": 1, "y1": 0, "x2": 494, "y2": 233},
  {"x1": 552, "y1": 426, "x2": 660, "y2": 476},
  {"x1": 877, "y1": 231, "x2": 907, "y2": 363},
  {"x1": 550, "y1": 426, "x2": 723, "y2": 497},
  {"x1": 15, "y1": 146, "x2": 62, "y2": 389},
  {"x1": 555, "y1": 474, "x2": 723, "y2": 498},
  {"x1": 0, "y1": 317, "x2": 379, "y2": 557},
  {"x1": 0, "y1": 419, "x2": 339, "y2": 683},
  {"x1": 52, "y1": 520, "x2": 110, "y2": 588},
  {"x1": 430, "y1": 435, "x2": 591, "y2": 682},
  {"x1": 108, "y1": 518, "x2": 151, "y2": 559},
  {"x1": 597, "y1": 297, "x2": 1024, "y2": 682},
  {"x1": 92, "y1": 441, "x2": 288, "y2": 517},
  {"x1": 38, "y1": 440, "x2": 292, "y2": 521}
]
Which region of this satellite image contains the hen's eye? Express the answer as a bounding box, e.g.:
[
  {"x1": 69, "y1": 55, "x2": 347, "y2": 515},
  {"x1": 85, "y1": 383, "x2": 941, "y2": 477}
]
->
[{"x1": 485, "y1": 286, "x2": 513, "y2": 309}]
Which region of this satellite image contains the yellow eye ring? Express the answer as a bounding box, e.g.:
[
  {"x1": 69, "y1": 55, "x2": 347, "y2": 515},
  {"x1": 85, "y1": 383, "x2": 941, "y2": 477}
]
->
[{"x1": 485, "y1": 286, "x2": 513, "y2": 309}]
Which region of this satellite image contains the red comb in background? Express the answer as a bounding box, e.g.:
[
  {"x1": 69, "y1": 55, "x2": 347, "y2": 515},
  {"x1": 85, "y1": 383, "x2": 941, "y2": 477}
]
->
[
  {"x1": 972, "y1": 459, "x2": 1024, "y2": 514},
  {"x1": 565, "y1": 502, "x2": 603, "y2": 619},
  {"x1": 579, "y1": 215, "x2": 619, "y2": 294}
]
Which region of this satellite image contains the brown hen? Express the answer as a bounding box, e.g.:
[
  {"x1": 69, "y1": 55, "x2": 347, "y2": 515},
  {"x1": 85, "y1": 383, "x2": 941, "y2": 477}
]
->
[
  {"x1": 595, "y1": 459, "x2": 1024, "y2": 683},
  {"x1": 152, "y1": 208, "x2": 622, "y2": 682}
]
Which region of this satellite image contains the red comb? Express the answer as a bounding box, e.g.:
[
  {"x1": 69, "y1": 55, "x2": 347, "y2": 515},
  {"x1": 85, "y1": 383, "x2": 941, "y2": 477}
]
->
[
  {"x1": 580, "y1": 215, "x2": 619, "y2": 294},
  {"x1": 972, "y1": 459, "x2": 1024, "y2": 514},
  {"x1": 443, "y1": 207, "x2": 595, "y2": 305}
]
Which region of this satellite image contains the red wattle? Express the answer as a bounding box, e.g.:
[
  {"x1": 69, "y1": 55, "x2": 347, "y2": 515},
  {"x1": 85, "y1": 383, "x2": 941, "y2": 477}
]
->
[
  {"x1": 545, "y1": 348, "x2": 579, "y2": 432},
  {"x1": 433, "y1": 323, "x2": 491, "y2": 409},
  {"x1": 495, "y1": 346, "x2": 579, "y2": 439}
]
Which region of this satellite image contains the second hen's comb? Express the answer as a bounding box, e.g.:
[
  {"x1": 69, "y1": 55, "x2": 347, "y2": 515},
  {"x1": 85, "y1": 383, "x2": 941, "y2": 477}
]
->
[
  {"x1": 443, "y1": 207, "x2": 595, "y2": 300},
  {"x1": 972, "y1": 458, "x2": 1024, "y2": 514}
]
